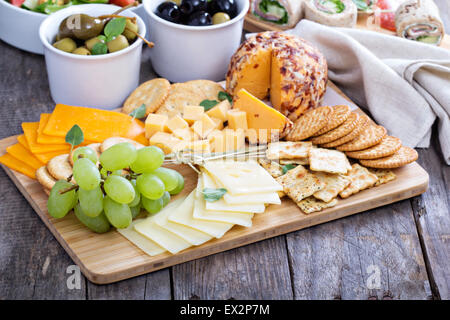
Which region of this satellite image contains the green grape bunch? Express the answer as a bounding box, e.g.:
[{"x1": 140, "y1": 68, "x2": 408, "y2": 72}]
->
[{"x1": 47, "y1": 131, "x2": 185, "y2": 233}]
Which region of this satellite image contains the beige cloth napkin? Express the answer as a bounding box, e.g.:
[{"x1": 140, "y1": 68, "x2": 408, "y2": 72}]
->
[{"x1": 287, "y1": 20, "x2": 450, "y2": 165}]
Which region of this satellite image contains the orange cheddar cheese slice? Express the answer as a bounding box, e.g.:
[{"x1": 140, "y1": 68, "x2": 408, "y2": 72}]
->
[
  {"x1": 232, "y1": 89, "x2": 293, "y2": 142},
  {"x1": 7, "y1": 143, "x2": 44, "y2": 170},
  {"x1": 17, "y1": 134, "x2": 30, "y2": 150},
  {"x1": 22, "y1": 122, "x2": 71, "y2": 154},
  {"x1": 37, "y1": 114, "x2": 95, "y2": 146},
  {"x1": 0, "y1": 153, "x2": 36, "y2": 179},
  {"x1": 34, "y1": 150, "x2": 69, "y2": 164},
  {"x1": 44, "y1": 105, "x2": 148, "y2": 145}
]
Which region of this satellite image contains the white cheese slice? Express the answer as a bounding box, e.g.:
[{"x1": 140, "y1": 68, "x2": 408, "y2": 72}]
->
[
  {"x1": 202, "y1": 160, "x2": 283, "y2": 195},
  {"x1": 117, "y1": 220, "x2": 166, "y2": 256},
  {"x1": 153, "y1": 195, "x2": 212, "y2": 246},
  {"x1": 134, "y1": 212, "x2": 192, "y2": 254},
  {"x1": 203, "y1": 171, "x2": 281, "y2": 205},
  {"x1": 201, "y1": 173, "x2": 266, "y2": 213},
  {"x1": 168, "y1": 191, "x2": 233, "y2": 238}
]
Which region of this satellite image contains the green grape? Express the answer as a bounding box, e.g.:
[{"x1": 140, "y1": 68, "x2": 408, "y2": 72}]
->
[
  {"x1": 78, "y1": 186, "x2": 103, "y2": 217},
  {"x1": 74, "y1": 204, "x2": 110, "y2": 233},
  {"x1": 100, "y1": 167, "x2": 122, "y2": 178},
  {"x1": 128, "y1": 179, "x2": 141, "y2": 207},
  {"x1": 169, "y1": 171, "x2": 185, "y2": 195},
  {"x1": 72, "y1": 146, "x2": 97, "y2": 164},
  {"x1": 130, "y1": 203, "x2": 141, "y2": 219},
  {"x1": 162, "y1": 191, "x2": 170, "y2": 207},
  {"x1": 130, "y1": 146, "x2": 164, "y2": 173},
  {"x1": 103, "y1": 196, "x2": 132, "y2": 228},
  {"x1": 142, "y1": 196, "x2": 163, "y2": 215},
  {"x1": 136, "y1": 173, "x2": 165, "y2": 200},
  {"x1": 104, "y1": 175, "x2": 135, "y2": 204},
  {"x1": 99, "y1": 142, "x2": 137, "y2": 171},
  {"x1": 73, "y1": 158, "x2": 101, "y2": 190},
  {"x1": 153, "y1": 167, "x2": 179, "y2": 192},
  {"x1": 47, "y1": 180, "x2": 77, "y2": 218}
]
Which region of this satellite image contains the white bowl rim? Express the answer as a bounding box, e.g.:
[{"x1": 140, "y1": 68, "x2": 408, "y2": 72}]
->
[
  {"x1": 39, "y1": 3, "x2": 146, "y2": 60},
  {"x1": 0, "y1": 0, "x2": 144, "y2": 17},
  {"x1": 143, "y1": 0, "x2": 249, "y2": 31}
]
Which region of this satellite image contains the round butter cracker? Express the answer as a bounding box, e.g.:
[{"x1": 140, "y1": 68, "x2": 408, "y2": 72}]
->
[
  {"x1": 321, "y1": 114, "x2": 369, "y2": 148},
  {"x1": 346, "y1": 136, "x2": 402, "y2": 159},
  {"x1": 46, "y1": 154, "x2": 73, "y2": 181},
  {"x1": 360, "y1": 146, "x2": 418, "y2": 168},
  {"x1": 122, "y1": 78, "x2": 171, "y2": 117},
  {"x1": 311, "y1": 112, "x2": 359, "y2": 144},
  {"x1": 286, "y1": 106, "x2": 332, "y2": 141},
  {"x1": 337, "y1": 125, "x2": 387, "y2": 151},
  {"x1": 313, "y1": 105, "x2": 351, "y2": 136},
  {"x1": 36, "y1": 166, "x2": 57, "y2": 191}
]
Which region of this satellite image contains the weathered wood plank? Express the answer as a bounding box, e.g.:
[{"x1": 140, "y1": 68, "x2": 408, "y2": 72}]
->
[
  {"x1": 411, "y1": 138, "x2": 450, "y2": 300},
  {"x1": 286, "y1": 200, "x2": 431, "y2": 300},
  {"x1": 172, "y1": 236, "x2": 293, "y2": 300}
]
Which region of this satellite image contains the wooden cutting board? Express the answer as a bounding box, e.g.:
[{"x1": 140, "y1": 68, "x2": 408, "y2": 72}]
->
[
  {"x1": 0, "y1": 84, "x2": 429, "y2": 284},
  {"x1": 244, "y1": 14, "x2": 450, "y2": 50}
]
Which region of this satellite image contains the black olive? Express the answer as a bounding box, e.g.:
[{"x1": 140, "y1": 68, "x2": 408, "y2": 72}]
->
[
  {"x1": 186, "y1": 11, "x2": 212, "y2": 26},
  {"x1": 208, "y1": 0, "x2": 238, "y2": 19},
  {"x1": 180, "y1": 0, "x2": 208, "y2": 16},
  {"x1": 156, "y1": 1, "x2": 182, "y2": 23}
]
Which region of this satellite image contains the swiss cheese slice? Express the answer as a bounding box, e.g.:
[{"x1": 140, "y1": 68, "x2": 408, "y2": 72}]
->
[
  {"x1": 203, "y1": 160, "x2": 283, "y2": 195},
  {"x1": 44, "y1": 104, "x2": 148, "y2": 145},
  {"x1": 153, "y1": 198, "x2": 212, "y2": 246},
  {"x1": 22, "y1": 122, "x2": 71, "y2": 154},
  {"x1": 201, "y1": 173, "x2": 265, "y2": 213},
  {"x1": 117, "y1": 220, "x2": 166, "y2": 256},
  {"x1": 168, "y1": 191, "x2": 233, "y2": 239},
  {"x1": 232, "y1": 89, "x2": 293, "y2": 141},
  {"x1": 6, "y1": 143, "x2": 44, "y2": 170}
]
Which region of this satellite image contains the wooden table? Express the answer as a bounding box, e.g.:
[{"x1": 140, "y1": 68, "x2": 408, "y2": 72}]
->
[{"x1": 0, "y1": 3, "x2": 449, "y2": 300}]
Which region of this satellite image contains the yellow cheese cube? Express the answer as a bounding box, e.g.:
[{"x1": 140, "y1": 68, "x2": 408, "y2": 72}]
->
[
  {"x1": 149, "y1": 132, "x2": 183, "y2": 154},
  {"x1": 211, "y1": 117, "x2": 224, "y2": 130},
  {"x1": 186, "y1": 140, "x2": 211, "y2": 154},
  {"x1": 183, "y1": 105, "x2": 204, "y2": 125},
  {"x1": 207, "y1": 129, "x2": 223, "y2": 141},
  {"x1": 167, "y1": 115, "x2": 189, "y2": 133},
  {"x1": 206, "y1": 100, "x2": 231, "y2": 121},
  {"x1": 211, "y1": 132, "x2": 225, "y2": 153},
  {"x1": 222, "y1": 129, "x2": 245, "y2": 153},
  {"x1": 172, "y1": 128, "x2": 196, "y2": 141},
  {"x1": 227, "y1": 109, "x2": 248, "y2": 130},
  {"x1": 145, "y1": 114, "x2": 169, "y2": 139},
  {"x1": 192, "y1": 114, "x2": 217, "y2": 139}
]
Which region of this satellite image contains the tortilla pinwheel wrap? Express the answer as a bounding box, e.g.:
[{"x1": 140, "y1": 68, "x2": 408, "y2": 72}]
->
[
  {"x1": 251, "y1": 0, "x2": 304, "y2": 29},
  {"x1": 395, "y1": 0, "x2": 444, "y2": 45},
  {"x1": 304, "y1": 0, "x2": 358, "y2": 27}
]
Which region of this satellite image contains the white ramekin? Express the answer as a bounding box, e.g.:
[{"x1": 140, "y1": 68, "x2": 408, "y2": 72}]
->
[
  {"x1": 0, "y1": 1, "x2": 147, "y2": 55},
  {"x1": 39, "y1": 4, "x2": 146, "y2": 110},
  {"x1": 143, "y1": 0, "x2": 249, "y2": 82}
]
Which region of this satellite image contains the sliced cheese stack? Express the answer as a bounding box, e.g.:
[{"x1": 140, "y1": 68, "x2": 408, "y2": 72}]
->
[{"x1": 118, "y1": 160, "x2": 283, "y2": 256}]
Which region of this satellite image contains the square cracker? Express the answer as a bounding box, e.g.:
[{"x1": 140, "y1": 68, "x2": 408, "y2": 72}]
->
[
  {"x1": 276, "y1": 165, "x2": 326, "y2": 203},
  {"x1": 258, "y1": 159, "x2": 283, "y2": 178},
  {"x1": 309, "y1": 148, "x2": 352, "y2": 174},
  {"x1": 266, "y1": 141, "x2": 313, "y2": 160},
  {"x1": 313, "y1": 172, "x2": 351, "y2": 203},
  {"x1": 297, "y1": 197, "x2": 338, "y2": 214},
  {"x1": 369, "y1": 168, "x2": 397, "y2": 186},
  {"x1": 339, "y1": 164, "x2": 378, "y2": 198},
  {"x1": 280, "y1": 158, "x2": 309, "y2": 165}
]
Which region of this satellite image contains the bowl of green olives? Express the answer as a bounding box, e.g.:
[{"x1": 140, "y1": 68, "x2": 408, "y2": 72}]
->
[
  {"x1": 143, "y1": 0, "x2": 249, "y2": 82},
  {"x1": 39, "y1": 4, "x2": 146, "y2": 109}
]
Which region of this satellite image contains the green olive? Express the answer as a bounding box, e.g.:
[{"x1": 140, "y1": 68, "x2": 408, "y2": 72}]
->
[
  {"x1": 107, "y1": 35, "x2": 129, "y2": 53},
  {"x1": 122, "y1": 19, "x2": 138, "y2": 42},
  {"x1": 53, "y1": 37, "x2": 77, "y2": 53},
  {"x1": 56, "y1": 16, "x2": 73, "y2": 41},
  {"x1": 212, "y1": 12, "x2": 231, "y2": 25},
  {"x1": 85, "y1": 37, "x2": 102, "y2": 51},
  {"x1": 72, "y1": 14, "x2": 104, "y2": 41},
  {"x1": 72, "y1": 47, "x2": 91, "y2": 55}
]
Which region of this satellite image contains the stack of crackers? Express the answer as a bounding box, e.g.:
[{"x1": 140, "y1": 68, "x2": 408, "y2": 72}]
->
[{"x1": 259, "y1": 141, "x2": 397, "y2": 214}]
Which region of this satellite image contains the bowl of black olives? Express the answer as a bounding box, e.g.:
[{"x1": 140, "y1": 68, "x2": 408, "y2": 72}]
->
[
  {"x1": 143, "y1": 0, "x2": 249, "y2": 82},
  {"x1": 39, "y1": 4, "x2": 147, "y2": 110}
]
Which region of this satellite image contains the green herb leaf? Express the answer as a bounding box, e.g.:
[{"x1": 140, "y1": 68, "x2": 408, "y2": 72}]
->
[
  {"x1": 202, "y1": 188, "x2": 227, "y2": 202},
  {"x1": 129, "y1": 104, "x2": 147, "y2": 120},
  {"x1": 352, "y1": 0, "x2": 370, "y2": 11},
  {"x1": 218, "y1": 91, "x2": 232, "y2": 103},
  {"x1": 104, "y1": 17, "x2": 127, "y2": 39},
  {"x1": 282, "y1": 164, "x2": 297, "y2": 175},
  {"x1": 97, "y1": 35, "x2": 107, "y2": 42},
  {"x1": 91, "y1": 42, "x2": 107, "y2": 55},
  {"x1": 65, "y1": 124, "x2": 84, "y2": 148},
  {"x1": 200, "y1": 99, "x2": 219, "y2": 111}
]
